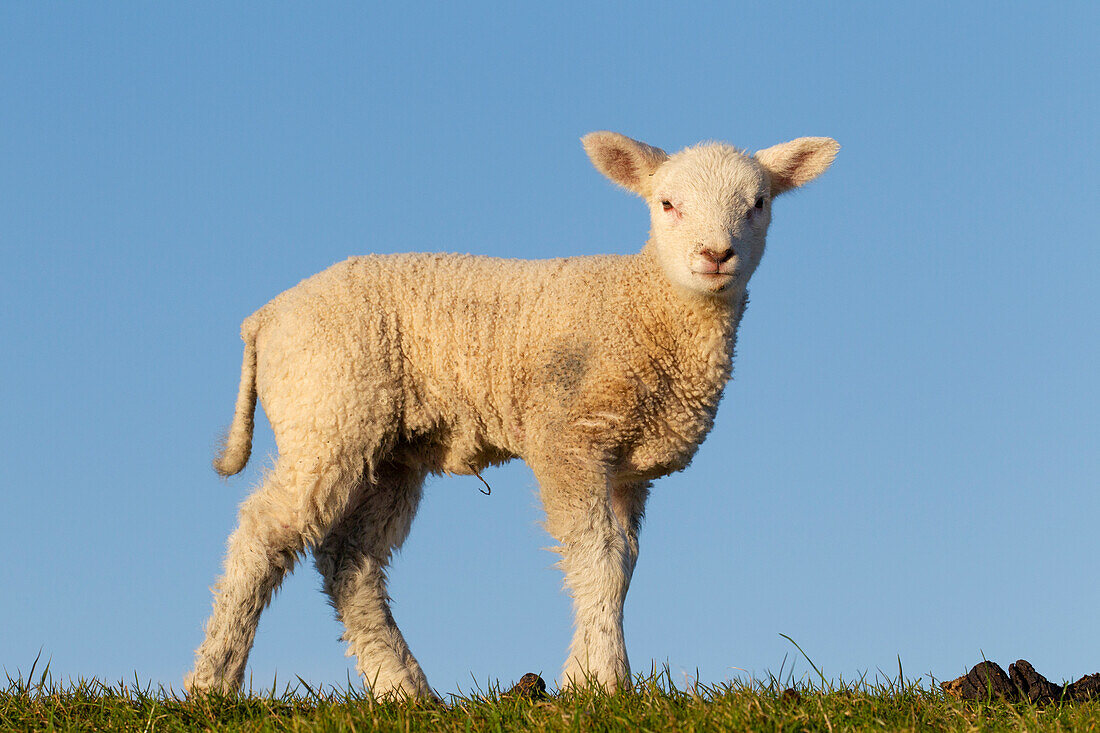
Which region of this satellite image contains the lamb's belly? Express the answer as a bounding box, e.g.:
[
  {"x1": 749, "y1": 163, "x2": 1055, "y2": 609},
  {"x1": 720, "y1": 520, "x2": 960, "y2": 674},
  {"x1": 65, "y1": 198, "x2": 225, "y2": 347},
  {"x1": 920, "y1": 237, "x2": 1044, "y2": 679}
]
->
[
  {"x1": 401, "y1": 386, "x2": 520, "y2": 476},
  {"x1": 436, "y1": 421, "x2": 517, "y2": 475}
]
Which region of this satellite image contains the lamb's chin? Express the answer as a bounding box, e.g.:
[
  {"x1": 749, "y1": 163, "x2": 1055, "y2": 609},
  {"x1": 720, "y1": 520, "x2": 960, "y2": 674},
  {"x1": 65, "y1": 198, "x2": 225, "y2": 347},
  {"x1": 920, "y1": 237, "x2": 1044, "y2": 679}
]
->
[{"x1": 677, "y1": 271, "x2": 737, "y2": 297}]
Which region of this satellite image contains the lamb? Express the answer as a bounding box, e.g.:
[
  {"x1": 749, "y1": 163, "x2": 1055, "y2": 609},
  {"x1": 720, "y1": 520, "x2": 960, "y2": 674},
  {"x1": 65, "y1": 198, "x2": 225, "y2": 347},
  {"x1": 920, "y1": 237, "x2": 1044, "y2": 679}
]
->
[{"x1": 185, "y1": 131, "x2": 839, "y2": 698}]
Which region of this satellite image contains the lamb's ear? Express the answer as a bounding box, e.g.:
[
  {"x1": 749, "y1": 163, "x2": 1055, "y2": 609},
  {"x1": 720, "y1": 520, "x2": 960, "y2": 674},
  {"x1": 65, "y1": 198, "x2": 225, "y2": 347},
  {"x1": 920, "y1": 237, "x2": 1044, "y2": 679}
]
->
[
  {"x1": 582, "y1": 131, "x2": 668, "y2": 197},
  {"x1": 755, "y1": 137, "x2": 839, "y2": 196}
]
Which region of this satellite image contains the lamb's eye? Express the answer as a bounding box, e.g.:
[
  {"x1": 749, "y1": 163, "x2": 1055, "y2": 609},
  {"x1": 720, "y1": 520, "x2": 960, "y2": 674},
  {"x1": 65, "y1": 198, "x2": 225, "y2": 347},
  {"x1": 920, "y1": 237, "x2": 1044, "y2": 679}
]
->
[
  {"x1": 661, "y1": 200, "x2": 674, "y2": 211},
  {"x1": 754, "y1": 196, "x2": 764, "y2": 209}
]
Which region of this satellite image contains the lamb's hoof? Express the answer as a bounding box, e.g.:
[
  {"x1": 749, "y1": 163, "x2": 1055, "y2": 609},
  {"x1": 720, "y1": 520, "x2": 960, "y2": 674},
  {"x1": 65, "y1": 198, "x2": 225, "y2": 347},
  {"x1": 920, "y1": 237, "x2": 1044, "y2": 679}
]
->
[
  {"x1": 1009, "y1": 659, "x2": 1063, "y2": 703},
  {"x1": 503, "y1": 673, "x2": 548, "y2": 701},
  {"x1": 1067, "y1": 673, "x2": 1100, "y2": 701},
  {"x1": 183, "y1": 673, "x2": 240, "y2": 697},
  {"x1": 368, "y1": 680, "x2": 439, "y2": 704},
  {"x1": 941, "y1": 661, "x2": 1015, "y2": 701}
]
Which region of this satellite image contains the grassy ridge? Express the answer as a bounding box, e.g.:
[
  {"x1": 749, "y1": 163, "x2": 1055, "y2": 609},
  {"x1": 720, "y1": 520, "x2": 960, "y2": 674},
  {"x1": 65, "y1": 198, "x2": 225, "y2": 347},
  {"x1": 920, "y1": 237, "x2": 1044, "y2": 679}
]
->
[{"x1": 4, "y1": 668, "x2": 1099, "y2": 732}]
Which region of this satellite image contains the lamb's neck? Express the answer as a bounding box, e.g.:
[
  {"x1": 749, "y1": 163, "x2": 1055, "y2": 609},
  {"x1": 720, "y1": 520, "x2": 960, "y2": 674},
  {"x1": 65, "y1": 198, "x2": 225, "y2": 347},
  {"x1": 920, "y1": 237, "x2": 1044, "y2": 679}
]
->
[{"x1": 632, "y1": 242, "x2": 746, "y2": 360}]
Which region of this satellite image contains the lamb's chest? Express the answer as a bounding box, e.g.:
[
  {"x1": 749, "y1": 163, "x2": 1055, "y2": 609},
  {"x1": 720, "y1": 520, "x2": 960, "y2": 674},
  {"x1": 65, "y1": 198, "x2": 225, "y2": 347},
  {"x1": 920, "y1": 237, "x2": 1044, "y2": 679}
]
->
[{"x1": 616, "y1": 352, "x2": 731, "y2": 481}]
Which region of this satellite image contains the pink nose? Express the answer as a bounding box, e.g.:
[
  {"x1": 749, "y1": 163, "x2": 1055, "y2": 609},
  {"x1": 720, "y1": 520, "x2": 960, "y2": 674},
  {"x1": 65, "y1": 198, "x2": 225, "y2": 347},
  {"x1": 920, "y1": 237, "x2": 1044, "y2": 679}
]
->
[{"x1": 701, "y1": 248, "x2": 733, "y2": 264}]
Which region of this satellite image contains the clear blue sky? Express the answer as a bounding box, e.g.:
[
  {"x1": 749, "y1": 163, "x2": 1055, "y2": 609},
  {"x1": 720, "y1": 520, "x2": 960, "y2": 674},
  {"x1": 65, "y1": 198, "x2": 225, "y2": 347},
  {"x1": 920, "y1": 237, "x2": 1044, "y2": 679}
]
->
[{"x1": 2, "y1": 2, "x2": 1097, "y2": 696}]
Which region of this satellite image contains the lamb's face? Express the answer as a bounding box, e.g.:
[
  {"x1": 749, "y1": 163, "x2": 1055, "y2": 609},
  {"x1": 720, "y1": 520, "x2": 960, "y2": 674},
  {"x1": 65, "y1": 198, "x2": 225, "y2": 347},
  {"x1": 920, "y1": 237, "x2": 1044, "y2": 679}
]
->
[
  {"x1": 647, "y1": 145, "x2": 770, "y2": 299},
  {"x1": 582, "y1": 131, "x2": 838, "y2": 302}
]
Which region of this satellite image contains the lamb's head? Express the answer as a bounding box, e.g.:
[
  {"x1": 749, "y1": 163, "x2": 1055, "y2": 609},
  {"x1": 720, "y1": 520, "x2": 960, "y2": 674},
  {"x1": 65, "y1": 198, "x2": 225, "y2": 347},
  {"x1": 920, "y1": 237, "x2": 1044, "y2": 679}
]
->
[{"x1": 583, "y1": 131, "x2": 838, "y2": 300}]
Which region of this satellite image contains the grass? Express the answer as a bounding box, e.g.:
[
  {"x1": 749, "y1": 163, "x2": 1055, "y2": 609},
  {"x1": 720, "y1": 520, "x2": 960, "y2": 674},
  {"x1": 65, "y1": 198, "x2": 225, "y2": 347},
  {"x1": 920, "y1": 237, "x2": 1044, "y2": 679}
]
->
[{"x1": 5, "y1": 661, "x2": 1100, "y2": 733}]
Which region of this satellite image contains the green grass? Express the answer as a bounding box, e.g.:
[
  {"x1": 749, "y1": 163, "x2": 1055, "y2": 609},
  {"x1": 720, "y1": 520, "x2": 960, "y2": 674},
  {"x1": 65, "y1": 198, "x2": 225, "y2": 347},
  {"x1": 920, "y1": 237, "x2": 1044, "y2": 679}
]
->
[{"x1": 5, "y1": 663, "x2": 1100, "y2": 733}]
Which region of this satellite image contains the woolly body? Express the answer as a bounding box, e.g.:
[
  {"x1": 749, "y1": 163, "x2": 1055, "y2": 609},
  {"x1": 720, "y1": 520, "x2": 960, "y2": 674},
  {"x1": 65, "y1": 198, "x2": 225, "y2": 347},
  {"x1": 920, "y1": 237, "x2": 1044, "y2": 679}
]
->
[
  {"x1": 187, "y1": 132, "x2": 838, "y2": 698},
  {"x1": 251, "y1": 250, "x2": 738, "y2": 481}
]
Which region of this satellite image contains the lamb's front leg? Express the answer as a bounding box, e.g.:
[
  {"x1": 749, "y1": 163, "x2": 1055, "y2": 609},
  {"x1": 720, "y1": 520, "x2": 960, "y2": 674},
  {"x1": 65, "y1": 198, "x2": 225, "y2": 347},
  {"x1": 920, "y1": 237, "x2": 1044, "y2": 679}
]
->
[
  {"x1": 533, "y1": 454, "x2": 634, "y2": 691},
  {"x1": 611, "y1": 479, "x2": 650, "y2": 584}
]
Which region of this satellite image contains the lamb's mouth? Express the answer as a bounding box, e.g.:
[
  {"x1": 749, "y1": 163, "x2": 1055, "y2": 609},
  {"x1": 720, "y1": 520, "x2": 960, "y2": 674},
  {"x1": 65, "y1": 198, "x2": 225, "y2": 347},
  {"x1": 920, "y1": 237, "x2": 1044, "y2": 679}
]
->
[{"x1": 692, "y1": 271, "x2": 738, "y2": 291}]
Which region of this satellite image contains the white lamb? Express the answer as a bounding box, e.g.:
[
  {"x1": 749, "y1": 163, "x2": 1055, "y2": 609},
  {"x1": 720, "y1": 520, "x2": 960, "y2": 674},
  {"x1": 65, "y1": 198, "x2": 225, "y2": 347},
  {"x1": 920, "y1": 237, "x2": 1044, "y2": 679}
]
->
[{"x1": 186, "y1": 131, "x2": 839, "y2": 698}]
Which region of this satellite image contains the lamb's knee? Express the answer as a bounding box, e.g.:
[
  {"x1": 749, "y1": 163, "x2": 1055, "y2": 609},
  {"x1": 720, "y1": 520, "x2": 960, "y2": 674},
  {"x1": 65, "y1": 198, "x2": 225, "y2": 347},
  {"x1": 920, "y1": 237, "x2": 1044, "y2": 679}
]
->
[
  {"x1": 240, "y1": 457, "x2": 364, "y2": 552},
  {"x1": 543, "y1": 494, "x2": 626, "y2": 556},
  {"x1": 229, "y1": 503, "x2": 307, "y2": 573},
  {"x1": 314, "y1": 536, "x2": 382, "y2": 607}
]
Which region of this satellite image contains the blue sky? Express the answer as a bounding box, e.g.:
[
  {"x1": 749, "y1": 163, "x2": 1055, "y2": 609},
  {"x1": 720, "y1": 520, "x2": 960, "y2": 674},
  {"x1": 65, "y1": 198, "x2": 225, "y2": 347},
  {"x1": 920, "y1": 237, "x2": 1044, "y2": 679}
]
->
[{"x1": 2, "y1": 2, "x2": 1097, "y2": 696}]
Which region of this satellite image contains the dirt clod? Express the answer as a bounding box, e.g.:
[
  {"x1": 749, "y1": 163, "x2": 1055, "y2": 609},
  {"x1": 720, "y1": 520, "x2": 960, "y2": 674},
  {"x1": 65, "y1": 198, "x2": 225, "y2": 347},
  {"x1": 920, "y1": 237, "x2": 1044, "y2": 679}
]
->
[
  {"x1": 943, "y1": 659, "x2": 1100, "y2": 703},
  {"x1": 503, "y1": 673, "x2": 548, "y2": 701},
  {"x1": 1066, "y1": 673, "x2": 1100, "y2": 701},
  {"x1": 1009, "y1": 659, "x2": 1063, "y2": 703},
  {"x1": 941, "y1": 661, "x2": 1014, "y2": 700}
]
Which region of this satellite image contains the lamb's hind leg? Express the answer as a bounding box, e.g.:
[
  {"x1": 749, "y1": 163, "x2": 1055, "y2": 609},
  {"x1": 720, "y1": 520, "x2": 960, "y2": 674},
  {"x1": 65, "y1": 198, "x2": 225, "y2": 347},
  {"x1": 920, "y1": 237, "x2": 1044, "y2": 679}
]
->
[
  {"x1": 186, "y1": 452, "x2": 363, "y2": 694},
  {"x1": 314, "y1": 461, "x2": 432, "y2": 699}
]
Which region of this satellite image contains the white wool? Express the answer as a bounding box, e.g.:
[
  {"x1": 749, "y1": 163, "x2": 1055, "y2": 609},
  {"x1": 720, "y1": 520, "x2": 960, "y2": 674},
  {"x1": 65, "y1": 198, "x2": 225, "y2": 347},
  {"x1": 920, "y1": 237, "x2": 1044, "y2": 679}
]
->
[{"x1": 186, "y1": 131, "x2": 838, "y2": 698}]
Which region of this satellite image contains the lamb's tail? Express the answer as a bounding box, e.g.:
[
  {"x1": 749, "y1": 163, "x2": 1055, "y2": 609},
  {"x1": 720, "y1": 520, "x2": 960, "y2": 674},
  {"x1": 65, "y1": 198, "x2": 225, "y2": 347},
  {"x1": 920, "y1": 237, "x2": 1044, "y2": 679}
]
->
[{"x1": 213, "y1": 312, "x2": 264, "y2": 477}]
